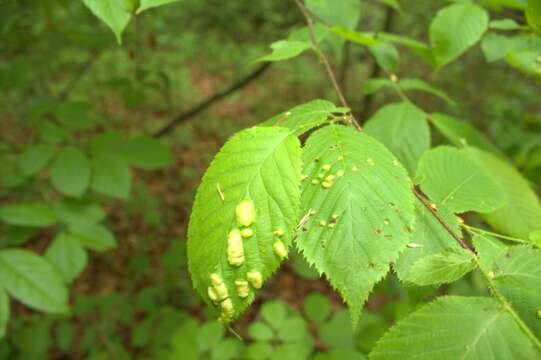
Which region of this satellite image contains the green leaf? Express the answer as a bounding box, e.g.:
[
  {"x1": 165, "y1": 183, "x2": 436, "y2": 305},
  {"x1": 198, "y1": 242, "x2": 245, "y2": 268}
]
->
[
  {"x1": 258, "y1": 40, "x2": 312, "y2": 62},
  {"x1": 187, "y1": 127, "x2": 302, "y2": 321},
  {"x1": 18, "y1": 144, "x2": 56, "y2": 176},
  {"x1": 0, "y1": 249, "x2": 68, "y2": 314},
  {"x1": 530, "y1": 230, "x2": 541, "y2": 246},
  {"x1": 39, "y1": 122, "x2": 69, "y2": 145},
  {"x1": 261, "y1": 300, "x2": 288, "y2": 331},
  {"x1": 471, "y1": 233, "x2": 507, "y2": 272},
  {"x1": 303, "y1": 292, "x2": 331, "y2": 323},
  {"x1": 362, "y1": 78, "x2": 394, "y2": 95},
  {"x1": 196, "y1": 321, "x2": 225, "y2": 353},
  {"x1": 69, "y1": 222, "x2": 117, "y2": 252},
  {"x1": 405, "y1": 248, "x2": 476, "y2": 286},
  {"x1": 55, "y1": 102, "x2": 97, "y2": 131},
  {"x1": 45, "y1": 232, "x2": 88, "y2": 283},
  {"x1": 489, "y1": 19, "x2": 525, "y2": 30},
  {"x1": 479, "y1": 244, "x2": 541, "y2": 338},
  {"x1": 248, "y1": 322, "x2": 274, "y2": 341},
  {"x1": 0, "y1": 287, "x2": 8, "y2": 339},
  {"x1": 429, "y1": 2, "x2": 489, "y2": 68},
  {"x1": 306, "y1": 0, "x2": 361, "y2": 30},
  {"x1": 82, "y1": 0, "x2": 131, "y2": 43},
  {"x1": 368, "y1": 42, "x2": 400, "y2": 72},
  {"x1": 137, "y1": 0, "x2": 179, "y2": 14},
  {"x1": 331, "y1": 27, "x2": 378, "y2": 46},
  {"x1": 398, "y1": 78, "x2": 455, "y2": 105},
  {"x1": 52, "y1": 200, "x2": 105, "y2": 226},
  {"x1": 365, "y1": 102, "x2": 429, "y2": 175},
  {"x1": 395, "y1": 199, "x2": 462, "y2": 281},
  {"x1": 416, "y1": 146, "x2": 506, "y2": 213},
  {"x1": 262, "y1": 100, "x2": 347, "y2": 135},
  {"x1": 297, "y1": 125, "x2": 415, "y2": 324},
  {"x1": 526, "y1": 0, "x2": 541, "y2": 31},
  {"x1": 430, "y1": 113, "x2": 504, "y2": 157},
  {"x1": 118, "y1": 136, "x2": 173, "y2": 170},
  {"x1": 481, "y1": 33, "x2": 541, "y2": 62},
  {"x1": 370, "y1": 296, "x2": 536, "y2": 359},
  {"x1": 277, "y1": 316, "x2": 308, "y2": 343},
  {"x1": 91, "y1": 152, "x2": 132, "y2": 199},
  {"x1": 0, "y1": 203, "x2": 57, "y2": 227},
  {"x1": 464, "y1": 147, "x2": 541, "y2": 239},
  {"x1": 50, "y1": 147, "x2": 91, "y2": 198}
]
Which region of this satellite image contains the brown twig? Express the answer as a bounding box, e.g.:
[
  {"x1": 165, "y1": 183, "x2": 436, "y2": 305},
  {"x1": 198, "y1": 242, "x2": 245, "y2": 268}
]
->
[
  {"x1": 153, "y1": 62, "x2": 272, "y2": 137},
  {"x1": 292, "y1": 0, "x2": 362, "y2": 131},
  {"x1": 413, "y1": 187, "x2": 473, "y2": 251}
]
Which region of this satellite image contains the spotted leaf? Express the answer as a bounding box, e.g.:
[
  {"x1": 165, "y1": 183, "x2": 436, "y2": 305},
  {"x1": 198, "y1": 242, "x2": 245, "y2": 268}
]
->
[
  {"x1": 187, "y1": 127, "x2": 301, "y2": 321},
  {"x1": 296, "y1": 125, "x2": 415, "y2": 324}
]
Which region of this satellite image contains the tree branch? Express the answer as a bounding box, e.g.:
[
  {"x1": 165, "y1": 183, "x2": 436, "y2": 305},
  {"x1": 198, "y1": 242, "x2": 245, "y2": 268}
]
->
[
  {"x1": 292, "y1": 0, "x2": 362, "y2": 131},
  {"x1": 58, "y1": 51, "x2": 100, "y2": 101},
  {"x1": 153, "y1": 62, "x2": 272, "y2": 138},
  {"x1": 413, "y1": 187, "x2": 473, "y2": 251}
]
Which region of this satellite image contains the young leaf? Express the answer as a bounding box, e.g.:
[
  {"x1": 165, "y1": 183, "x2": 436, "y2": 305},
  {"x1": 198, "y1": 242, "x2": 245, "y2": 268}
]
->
[
  {"x1": 489, "y1": 19, "x2": 525, "y2": 30},
  {"x1": 50, "y1": 147, "x2": 91, "y2": 198},
  {"x1": 368, "y1": 42, "x2": 400, "y2": 73},
  {"x1": 464, "y1": 147, "x2": 541, "y2": 239},
  {"x1": 362, "y1": 78, "x2": 394, "y2": 95},
  {"x1": 45, "y1": 232, "x2": 88, "y2": 283},
  {"x1": 395, "y1": 199, "x2": 462, "y2": 281},
  {"x1": 91, "y1": 152, "x2": 132, "y2": 199},
  {"x1": 306, "y1": 0, "x2": 361, "y2": 30},
  {"x1": 0, "y1": 249, "x2": 68, "y2": 314},
  {"x1": 137, "y1": 0, "x2": 180, "y2": 14},
  {"x1": 0, "y1": 287, "x2": 8, "y2": 339},
  {"x1": 18, "y1": 144, "x2": 56, "y2": 176},
  {"x1": 82, "y1": 0, "x2": 131, "y2": 44},
  {"x1": 118, "y1": 136, "x2": 173, "y2": 170},
  {"x1": 429, "y1": 2, "x2": 489, "y2": 68},
  {"x1": 416, "y1": 146, "x2": 506, "y2": 214},
  {"x1": 258, "y1": 40, "x2": 312, "y2": 62},
  {"x1": 483, "y1": 245, "x2": 541, "y2": 338},
  {"x1": 69, "y1": 222, "x2": 117, "y2": 252},
  {"x1": 365, "y1": 102, "x2": 429, "y2": 175},
  {"x1": 52, "y1": 200, "x2": 105, "y2": 226},
  {"x1": 398, "y1": 78, "x2": 455, "y2": 105},
  {"x1": 370, "y1": 296, "x2": 536, "y2": 359},
  {"x1": 526, "y1": 0, "x2": 541, "y2": 31},
  {"x1": 187, "y1": 127, "x2": 301, "y2": 321},
  {"x1": 0, "y1": 203, "x2": 57, "y2": 227},
  {"x1": 297, "y1": 125, "x2": 415, "y2": 324},
  {"x1": 405, "y1": 247, "x2": 476, "y2": 286},
  {"x1": 262, "y1": 100, "x2": 348, "y2": 135},
  {"x1": 430, "y1": 113, "x2": 504, "y2": 158}
]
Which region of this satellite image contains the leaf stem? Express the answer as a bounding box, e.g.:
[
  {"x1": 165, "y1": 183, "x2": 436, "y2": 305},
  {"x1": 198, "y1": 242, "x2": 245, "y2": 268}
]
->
[{"x1": 462, "y1": 224, "x2": 528, "y2": 245}]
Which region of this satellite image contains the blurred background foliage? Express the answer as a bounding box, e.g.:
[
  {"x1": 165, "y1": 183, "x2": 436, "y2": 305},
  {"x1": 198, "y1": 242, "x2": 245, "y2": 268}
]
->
[{"x1": 0, "y1": 0, "x2": 540, "y2": 359}]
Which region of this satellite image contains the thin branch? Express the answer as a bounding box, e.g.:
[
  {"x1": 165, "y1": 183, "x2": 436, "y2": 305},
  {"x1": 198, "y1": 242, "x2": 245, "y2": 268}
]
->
[
  {"x1": 153, "y1": 62, "x2": 272, "y2": 137},
  {"x1": 413, "y1": 187, "x2": 473, "y2": 251},
  {"x1": 58, "y1": 51, "x2": 100, "y2": 101},
  {"x1": 292, "y1": 0, "x2": 362, "y2": 131}
]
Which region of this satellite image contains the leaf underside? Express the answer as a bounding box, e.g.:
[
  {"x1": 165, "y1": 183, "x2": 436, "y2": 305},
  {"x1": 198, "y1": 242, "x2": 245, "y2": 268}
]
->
[{"x1": 187, "y1": 127, "x2": 301, "y2": 320}]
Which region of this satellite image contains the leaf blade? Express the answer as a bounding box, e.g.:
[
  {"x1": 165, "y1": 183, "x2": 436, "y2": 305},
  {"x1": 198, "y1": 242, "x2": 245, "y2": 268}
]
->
[{"x1": 297, "y1": 125, "x2": 415, "y2": 324}]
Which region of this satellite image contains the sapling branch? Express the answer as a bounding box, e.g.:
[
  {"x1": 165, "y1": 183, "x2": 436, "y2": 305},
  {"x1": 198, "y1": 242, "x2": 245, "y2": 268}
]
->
[
  {"x1": 292, "y1": 0, "x2": 541, "y2": 351},
  {"x1": 292, "y1": 0, "x2": 362, "y2": 132}
]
